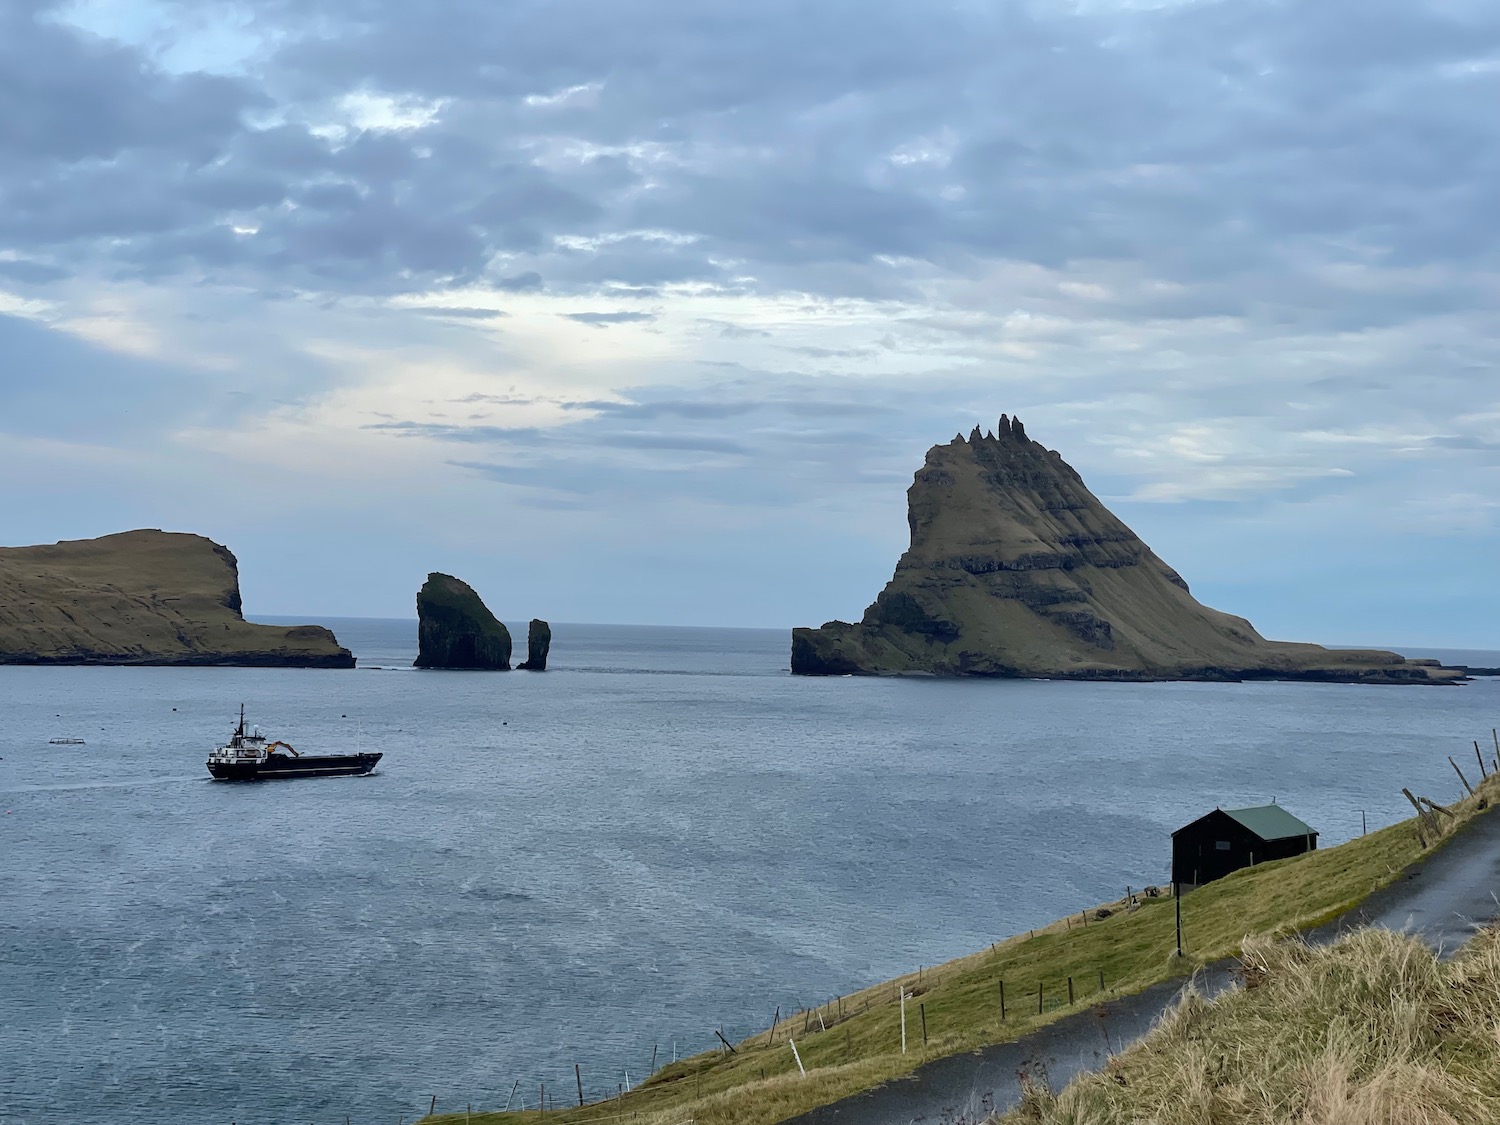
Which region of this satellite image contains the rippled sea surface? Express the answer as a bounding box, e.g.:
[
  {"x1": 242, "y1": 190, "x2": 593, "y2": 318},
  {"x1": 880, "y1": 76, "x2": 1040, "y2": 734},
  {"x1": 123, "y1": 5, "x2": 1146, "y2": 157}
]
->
[{"x1": 3, "y1": 621, "x2": 1498, "y2": 1125}]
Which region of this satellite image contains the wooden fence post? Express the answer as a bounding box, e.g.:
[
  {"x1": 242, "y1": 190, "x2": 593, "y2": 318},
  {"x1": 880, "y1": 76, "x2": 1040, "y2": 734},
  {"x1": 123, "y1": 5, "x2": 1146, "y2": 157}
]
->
[
  {"x1": 1451, "y1": 756, "x2": 1476, "y2": 796},
  {"x1": 920, "y1": 1002, "x2": 927, "y2": 1045},
  {"x1": 576, "y1": 1064, "x2": 584, "y2": 1107},
  {"x1": 999, "y1": 979, "x2": 1006, "y2": 1022},
  {"x1": 1068, "y1": 977, "x2": 1074, "y2": 1005},
  {"x1": 1403, "y1": 787, "x2": 1437, "y2": 841}
]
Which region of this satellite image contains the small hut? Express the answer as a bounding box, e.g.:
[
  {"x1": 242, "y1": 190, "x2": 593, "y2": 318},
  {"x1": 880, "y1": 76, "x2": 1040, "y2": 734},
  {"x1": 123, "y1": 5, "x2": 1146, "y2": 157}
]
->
[{"x1": 1171, "y1": 803, "x2": 1318, "y2": 890}]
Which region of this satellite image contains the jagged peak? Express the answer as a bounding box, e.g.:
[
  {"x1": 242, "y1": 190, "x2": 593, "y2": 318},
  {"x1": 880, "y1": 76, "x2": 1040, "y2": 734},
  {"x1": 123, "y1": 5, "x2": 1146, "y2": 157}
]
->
[{"x1": 952, "y1": 414, "x2": 1037, "y2": 448}]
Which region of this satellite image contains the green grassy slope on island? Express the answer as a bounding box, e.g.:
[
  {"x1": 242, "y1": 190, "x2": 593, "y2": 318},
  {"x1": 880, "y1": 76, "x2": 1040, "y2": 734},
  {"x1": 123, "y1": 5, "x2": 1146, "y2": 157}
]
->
[
  {"x1": 0, "y1": 529, "x2": 353, "y2": 667},
  {"x1": 426, "y1": 774, "x2": 1499, "y2": 1125}
]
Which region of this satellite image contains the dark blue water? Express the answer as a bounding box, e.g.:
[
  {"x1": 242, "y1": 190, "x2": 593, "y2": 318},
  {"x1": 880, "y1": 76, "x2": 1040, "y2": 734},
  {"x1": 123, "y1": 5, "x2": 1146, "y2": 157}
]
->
[{"x1": 3, "y1": 621, "x2": 1497, "y2": 1125}]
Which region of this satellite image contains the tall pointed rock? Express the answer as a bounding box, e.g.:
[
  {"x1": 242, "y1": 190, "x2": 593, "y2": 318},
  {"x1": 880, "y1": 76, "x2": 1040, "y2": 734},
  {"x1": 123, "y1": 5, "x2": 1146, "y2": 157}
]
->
[{"x1": 791, "y1": 420, "x2": 1456, "y2": 684}]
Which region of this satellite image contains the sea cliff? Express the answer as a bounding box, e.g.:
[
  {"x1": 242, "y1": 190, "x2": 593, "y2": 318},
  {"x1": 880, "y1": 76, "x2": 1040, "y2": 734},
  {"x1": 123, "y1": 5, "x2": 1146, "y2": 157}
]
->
[
  {"x1": 0, "y1": 530, "x2": 354, "y2": 667},
  {"x1": 414, "y1": 573, "x2": 513, "y2": 669},
  {"x1": 792, "y1": 417, "x2": 1459, "y2": 684}
]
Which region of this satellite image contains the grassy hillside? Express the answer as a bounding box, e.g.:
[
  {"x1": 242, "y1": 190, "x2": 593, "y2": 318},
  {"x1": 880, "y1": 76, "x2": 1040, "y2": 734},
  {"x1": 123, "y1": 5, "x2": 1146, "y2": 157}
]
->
[
  {"x1": 1005, "y1": 925, "x2": 1500, "y2": 1123},
  {"x1": 0, "y1": 529, "x2": 353, "y2": 666},
  {"x1": 426, "y1": 773, "x2": 1499, "y2": 1125}
]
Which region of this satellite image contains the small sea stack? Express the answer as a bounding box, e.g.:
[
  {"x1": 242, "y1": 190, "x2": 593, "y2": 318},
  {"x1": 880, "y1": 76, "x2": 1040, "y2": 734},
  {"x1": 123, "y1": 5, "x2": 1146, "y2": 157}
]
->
[
  {"x1": 414, "y1": 573, "x2": 512, "y2": 670},
  {"x1": 517, "y1": 619, "x2": 551, "y2": 671}
]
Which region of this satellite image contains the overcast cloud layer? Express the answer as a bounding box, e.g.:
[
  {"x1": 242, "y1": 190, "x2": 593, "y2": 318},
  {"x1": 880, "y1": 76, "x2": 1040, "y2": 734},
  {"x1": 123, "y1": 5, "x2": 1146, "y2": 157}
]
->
[{"x1": 2, "y1": 0, "x2": 1497, "y2": 643}]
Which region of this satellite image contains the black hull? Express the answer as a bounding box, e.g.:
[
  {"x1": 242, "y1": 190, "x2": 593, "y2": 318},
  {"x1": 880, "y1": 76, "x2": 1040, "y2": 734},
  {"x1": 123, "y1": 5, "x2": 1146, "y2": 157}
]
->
[{"x1": 208, "y1": 752, "x2": 382, "y2": 781}]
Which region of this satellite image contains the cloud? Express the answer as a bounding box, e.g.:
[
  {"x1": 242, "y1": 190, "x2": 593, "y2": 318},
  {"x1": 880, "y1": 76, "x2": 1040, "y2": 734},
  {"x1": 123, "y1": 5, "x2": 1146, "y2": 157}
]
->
[
  {"x1": 411, "y1": 306, "x2": 510, "y2": 319},
  {"x1": 0, "y1": 259, "x2": 68, "y2": 284},
  {"x1": 495, "y1": 271, "x2": 544, "y2": 291},
  {"x1": 700, "y1": 319, "x2": 772, "y2": 339},
  {"x1": 3, "y1": 0, "x2": 1487, "y2": 314},
  {"x1": 782, "y1": 345, "x2": 876, "y2": 359},
  {"x1": 561, "y1": 310, "x2": 658, "y2": 326}
]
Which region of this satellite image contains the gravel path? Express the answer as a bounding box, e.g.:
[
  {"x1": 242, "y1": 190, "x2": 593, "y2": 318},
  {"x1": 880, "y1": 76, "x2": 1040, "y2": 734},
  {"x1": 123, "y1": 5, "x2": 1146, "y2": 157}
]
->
[{"x1": 781, "y1": 807, "x2": 1500, "y2": 1125}]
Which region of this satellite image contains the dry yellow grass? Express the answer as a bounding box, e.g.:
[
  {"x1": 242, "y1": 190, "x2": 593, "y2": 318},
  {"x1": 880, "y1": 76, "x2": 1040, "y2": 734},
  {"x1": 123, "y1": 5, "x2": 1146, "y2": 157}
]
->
[
  {"x1": 428, "y1": 775, "x2": 1499, "y2": 1125},
  {"x1": 1003, "y1": 925, "x2": 1500, "y2": 1124}
]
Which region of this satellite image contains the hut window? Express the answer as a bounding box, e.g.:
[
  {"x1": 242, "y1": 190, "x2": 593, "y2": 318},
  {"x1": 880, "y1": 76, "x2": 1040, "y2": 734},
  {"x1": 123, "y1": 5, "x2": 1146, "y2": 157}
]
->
[{"x1": 1215, "y1": 840, "x2": 1231, "y2": 850}]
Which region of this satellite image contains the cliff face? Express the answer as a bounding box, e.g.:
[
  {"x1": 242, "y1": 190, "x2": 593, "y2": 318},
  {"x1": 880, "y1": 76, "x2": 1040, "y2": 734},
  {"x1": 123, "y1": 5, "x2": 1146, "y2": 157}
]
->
[
  {"x1": 517, "y1": 619, "x2": 551, "y2": 671},
  {"x1": 0, "y1": 530, "x2": 354, "y2": 667},
  {"x1": 414, "y1": 573, "x2": 512, "y2": 669},
  {"x1": 792, "y1": 417, "x2": 1459, "y2": 684}
]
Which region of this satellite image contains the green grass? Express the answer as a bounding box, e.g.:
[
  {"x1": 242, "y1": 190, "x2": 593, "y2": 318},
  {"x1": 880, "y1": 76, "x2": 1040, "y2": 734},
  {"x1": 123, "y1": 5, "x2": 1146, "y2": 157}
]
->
[{"x1": 426, "y1": 778, "x2": 1497, "y2": 1125}]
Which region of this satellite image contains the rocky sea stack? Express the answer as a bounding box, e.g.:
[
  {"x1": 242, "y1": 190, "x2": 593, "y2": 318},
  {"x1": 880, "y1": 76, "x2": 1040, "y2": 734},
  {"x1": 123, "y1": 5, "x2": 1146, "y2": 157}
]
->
[
  {"x1": 0, "y1": 530, "x2": 354, "y2": 667},
  {"x1": 518, "y1": 619, "x2": 551, "y2": 671},
  {"x1": 792, "y1": 417, "x2": 1459, "y2": 685},
  {"x1": 414, "y1": 573, "x2": 513, "y2": 669}
]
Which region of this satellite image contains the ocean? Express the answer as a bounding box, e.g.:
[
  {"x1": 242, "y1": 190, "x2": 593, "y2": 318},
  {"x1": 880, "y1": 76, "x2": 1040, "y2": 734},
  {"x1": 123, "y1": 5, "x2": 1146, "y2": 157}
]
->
[{"x1": 3, "y1": 620, "x2": 1498, "y2": 1125}]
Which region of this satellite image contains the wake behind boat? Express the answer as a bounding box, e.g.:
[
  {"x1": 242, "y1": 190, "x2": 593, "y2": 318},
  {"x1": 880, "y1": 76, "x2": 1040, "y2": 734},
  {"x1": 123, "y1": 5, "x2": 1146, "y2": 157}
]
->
[{"x1": 207, "y1": 705, "x2": 382, "y2": 781}]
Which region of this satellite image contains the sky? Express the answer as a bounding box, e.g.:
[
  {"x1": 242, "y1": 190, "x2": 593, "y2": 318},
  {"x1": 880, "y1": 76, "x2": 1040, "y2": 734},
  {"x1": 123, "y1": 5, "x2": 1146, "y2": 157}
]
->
[{"x1": 1, "y1": 0, "x2": 1498, "y2": 644}]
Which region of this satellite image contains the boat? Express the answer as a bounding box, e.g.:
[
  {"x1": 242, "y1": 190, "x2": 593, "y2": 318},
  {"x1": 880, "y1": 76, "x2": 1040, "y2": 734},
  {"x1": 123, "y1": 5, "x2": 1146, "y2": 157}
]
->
[
  {"x1": 48, "y1": 738, "x2": 87, "y2": 745},
  {"x1": 206, "y1": 705, "x2": 382, "y2": 781}
]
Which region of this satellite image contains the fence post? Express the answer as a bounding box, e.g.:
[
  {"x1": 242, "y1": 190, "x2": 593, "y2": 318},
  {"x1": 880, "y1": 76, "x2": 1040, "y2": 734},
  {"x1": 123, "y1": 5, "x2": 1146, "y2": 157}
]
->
[
  {"x1": 920, "y1": 1002, "x2": 927, "y2": 1045},
  {"x1": 999, "y1": 979, "x2": 1006, "y2": 1022},
  {"x1": 1068, "y1": 977, "x2": 1074, "y2": 1005},
  {"x1": 900, "y1": 988, "x2": 907, "y2": 1054},
  {"x1": 1037, "y1": 981, "x2": 1044, "y2": 1014},
  {"x1": 576, "y1": 1064, "x2": 584, "y2": 1107}
]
